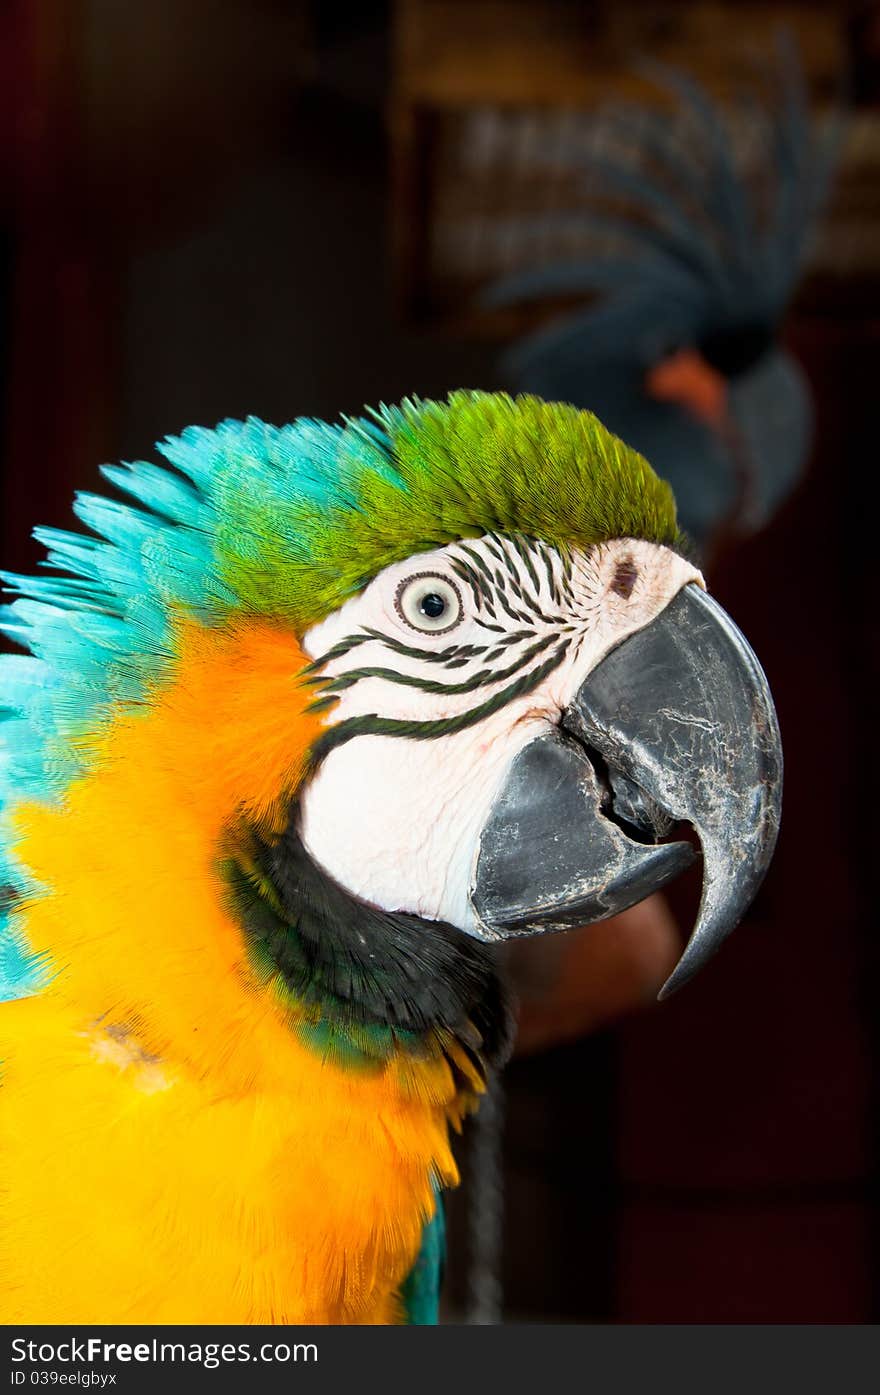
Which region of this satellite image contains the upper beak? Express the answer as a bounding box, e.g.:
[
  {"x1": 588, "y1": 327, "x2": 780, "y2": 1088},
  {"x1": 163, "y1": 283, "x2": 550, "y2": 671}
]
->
[{"x1": 470, "y1": 583, "x2": 782, "y2": 998}]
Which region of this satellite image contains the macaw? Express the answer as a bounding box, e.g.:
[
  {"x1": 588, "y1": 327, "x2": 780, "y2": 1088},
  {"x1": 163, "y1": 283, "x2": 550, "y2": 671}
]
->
[
  {"x1": 486, "y1": 47, "x2": 837, "y2": 546},
  {"x1": 0, "y1": 391, "x2": 781, "y2": 1324}
]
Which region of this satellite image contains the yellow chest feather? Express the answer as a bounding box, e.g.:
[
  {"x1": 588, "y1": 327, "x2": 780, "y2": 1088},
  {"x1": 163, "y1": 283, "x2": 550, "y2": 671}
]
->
[
  {"x1": 0, "y1": 622, "x2": 464, "y2": 1323},
  {"x1": 0, "y1": 994, "x2": 457, "y2": 1324}
]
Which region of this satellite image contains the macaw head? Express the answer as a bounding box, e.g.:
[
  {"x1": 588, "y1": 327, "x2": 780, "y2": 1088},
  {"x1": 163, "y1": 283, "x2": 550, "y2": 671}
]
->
[{"x1": 0, "y1": 391, "x2": 781, "y2": 1059}]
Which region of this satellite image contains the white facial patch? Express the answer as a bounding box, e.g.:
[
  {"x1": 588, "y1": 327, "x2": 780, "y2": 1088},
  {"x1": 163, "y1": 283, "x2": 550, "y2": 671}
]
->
[{"x1": 298, "y1": 535, "x2": 702, "y2": 934}]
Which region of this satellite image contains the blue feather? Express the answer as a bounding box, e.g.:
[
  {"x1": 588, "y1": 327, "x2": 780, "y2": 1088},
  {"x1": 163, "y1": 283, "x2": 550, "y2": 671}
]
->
[
  {"x1": 0, "y1": 405, "x2": 419, "y2": 1000},
  {"x1": 400, "y1": 1197, "x2": 446, "y2": 1325},
  {"x1": 486, "y1": 44, "x2": 837, "y2": 547}
]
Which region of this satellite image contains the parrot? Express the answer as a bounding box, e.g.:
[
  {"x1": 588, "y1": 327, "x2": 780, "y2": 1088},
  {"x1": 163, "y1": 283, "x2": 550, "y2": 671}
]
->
[
  {"x1": 485, "y1": 46, "x2": 838, "y2": 547},
  {"x1": 0, "y1": 390, "x2": 781, "y2": 1324}
]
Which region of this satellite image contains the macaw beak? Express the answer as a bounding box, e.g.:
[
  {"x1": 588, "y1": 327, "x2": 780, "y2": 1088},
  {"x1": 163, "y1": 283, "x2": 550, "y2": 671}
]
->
[{"x1": 470, "y1": 584, "x2": 782, "y2": 998}]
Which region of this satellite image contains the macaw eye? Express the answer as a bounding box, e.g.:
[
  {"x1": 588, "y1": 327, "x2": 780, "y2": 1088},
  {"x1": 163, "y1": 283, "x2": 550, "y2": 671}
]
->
[{"x1": 394, "y1": 573, "x2": 463, "y2": 634}]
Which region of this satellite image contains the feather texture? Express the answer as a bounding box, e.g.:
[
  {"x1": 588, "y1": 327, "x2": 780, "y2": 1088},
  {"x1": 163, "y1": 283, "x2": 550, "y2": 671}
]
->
[
  {"x1": 0, "y1": 621, "x2": 463, "y2": 1322},
  {"x1": 485, "y1": 45, "x2": 839, "y2": 542},
  {"x1": 0, "y1": 391, "x2": 680, "y2": 1320},
  {"x1": 0, "y1": 390, "x2": 678, "y2": 1001}
]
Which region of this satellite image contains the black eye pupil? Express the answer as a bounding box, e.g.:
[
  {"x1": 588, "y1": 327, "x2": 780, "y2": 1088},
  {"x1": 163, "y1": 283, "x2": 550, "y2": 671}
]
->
[{"x1": 420, "y1": 592, "x2": 446, "y2": 619}]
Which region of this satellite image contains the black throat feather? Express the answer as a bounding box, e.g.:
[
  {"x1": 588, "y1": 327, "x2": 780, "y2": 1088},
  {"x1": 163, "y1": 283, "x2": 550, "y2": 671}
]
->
[{"x1": 221, "y1": 805, "x2": 513, "y2": 1082}]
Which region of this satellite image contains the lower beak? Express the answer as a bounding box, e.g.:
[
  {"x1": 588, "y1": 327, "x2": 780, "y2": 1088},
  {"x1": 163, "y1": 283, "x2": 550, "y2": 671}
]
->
[{"x1": 469, "y1": 584, "x2": 782, "y2": 998}]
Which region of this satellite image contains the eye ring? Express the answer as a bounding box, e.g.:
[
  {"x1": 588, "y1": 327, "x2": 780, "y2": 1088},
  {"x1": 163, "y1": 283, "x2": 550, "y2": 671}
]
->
[{"x1": 394, "y1": 572, "x2": 463, "y2": 635}]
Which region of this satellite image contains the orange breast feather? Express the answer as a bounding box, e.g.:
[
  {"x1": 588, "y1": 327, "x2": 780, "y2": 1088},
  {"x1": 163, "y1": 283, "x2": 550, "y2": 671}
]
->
[{"x1": 0, "y1": 620, "x2": 459, "y2": 1323}]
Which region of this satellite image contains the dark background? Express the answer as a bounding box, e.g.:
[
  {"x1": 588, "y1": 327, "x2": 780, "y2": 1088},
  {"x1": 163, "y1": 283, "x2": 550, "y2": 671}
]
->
[{"x1": 1, "y1": 0, "x2": 877, "y2": 1321}]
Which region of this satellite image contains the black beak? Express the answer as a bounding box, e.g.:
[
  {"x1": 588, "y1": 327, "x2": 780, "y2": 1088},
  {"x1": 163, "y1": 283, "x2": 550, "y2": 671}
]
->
[{"x1": 470, "y1": 584, "x2": 782, "y2": 998}]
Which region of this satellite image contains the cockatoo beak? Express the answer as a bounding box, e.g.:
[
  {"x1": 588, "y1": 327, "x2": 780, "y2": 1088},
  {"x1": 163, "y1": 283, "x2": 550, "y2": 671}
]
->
[{"x1": 470, "y1": 584, "x2": 782, "y2": 998}]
